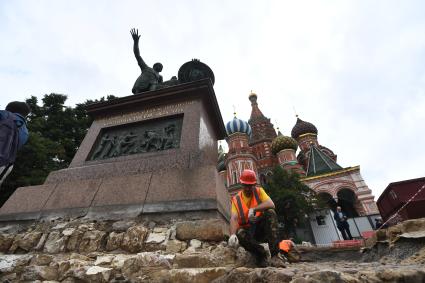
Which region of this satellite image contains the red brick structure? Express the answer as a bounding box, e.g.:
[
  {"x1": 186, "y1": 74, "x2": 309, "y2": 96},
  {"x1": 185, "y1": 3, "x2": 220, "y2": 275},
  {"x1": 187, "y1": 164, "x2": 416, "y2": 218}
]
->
[
  {"x1": 377, "y1": 177, "x2": 425, "y2": 224},
  {"x1": 247, "y1": 92, "x2": 278, "y2": 181}
]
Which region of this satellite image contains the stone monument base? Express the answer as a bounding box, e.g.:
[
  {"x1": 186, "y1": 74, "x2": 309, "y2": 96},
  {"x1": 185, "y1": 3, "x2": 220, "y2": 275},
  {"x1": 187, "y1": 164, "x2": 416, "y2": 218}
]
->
[{"x1": 0, "y1": 79, "x2": 230, "y2": 223}]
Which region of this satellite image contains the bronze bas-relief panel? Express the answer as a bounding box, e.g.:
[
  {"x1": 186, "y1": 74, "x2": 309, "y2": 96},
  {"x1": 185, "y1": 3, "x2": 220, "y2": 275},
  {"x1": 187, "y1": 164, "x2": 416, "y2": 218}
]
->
[{"x1": 87, "y1": 114, "x2": 183, "y2": 161}]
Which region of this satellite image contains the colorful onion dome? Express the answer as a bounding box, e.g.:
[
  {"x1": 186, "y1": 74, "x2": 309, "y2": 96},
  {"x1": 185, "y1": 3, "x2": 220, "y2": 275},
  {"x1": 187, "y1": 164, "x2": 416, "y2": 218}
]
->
[
  {"x1": 226, "y1": 117, "x2": 252, "y2": 136},
  {"x1": 217, "y1": 145, "x2": 226, "y2": 172},
  {"x1": 271, "y1": 135, "x2": 298, "y2": 155},
  {"x1": 291, "y1": 117, "x2": 318, "y2": 139}
]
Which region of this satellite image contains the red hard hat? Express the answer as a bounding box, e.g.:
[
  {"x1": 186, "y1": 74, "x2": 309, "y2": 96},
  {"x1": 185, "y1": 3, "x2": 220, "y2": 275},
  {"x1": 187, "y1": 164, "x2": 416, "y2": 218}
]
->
[{"x1": 240, "y1": 169, "x2": 257, "y2": 185}]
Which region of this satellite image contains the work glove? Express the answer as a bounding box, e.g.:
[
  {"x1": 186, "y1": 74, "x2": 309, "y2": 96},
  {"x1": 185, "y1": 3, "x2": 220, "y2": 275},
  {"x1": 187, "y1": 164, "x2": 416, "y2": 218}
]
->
[{"x1": 228, "y1": 234, "x2": 239, "y2": 248}]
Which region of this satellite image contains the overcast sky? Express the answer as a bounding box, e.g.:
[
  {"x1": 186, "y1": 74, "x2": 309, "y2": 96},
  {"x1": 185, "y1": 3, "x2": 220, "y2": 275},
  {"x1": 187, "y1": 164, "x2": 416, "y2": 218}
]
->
[{"x1": 1, "y1": 1, "x2": 424, "y2": 198}]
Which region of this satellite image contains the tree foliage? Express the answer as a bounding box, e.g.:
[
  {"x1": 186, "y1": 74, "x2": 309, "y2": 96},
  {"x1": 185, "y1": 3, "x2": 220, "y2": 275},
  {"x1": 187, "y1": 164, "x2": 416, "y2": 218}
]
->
[
  {"x1": 264, "y1": 166, "x2": 322, "y2": 238},
  {"x1": 0, "y1": 93, "x2": 116, "y2": 206}
]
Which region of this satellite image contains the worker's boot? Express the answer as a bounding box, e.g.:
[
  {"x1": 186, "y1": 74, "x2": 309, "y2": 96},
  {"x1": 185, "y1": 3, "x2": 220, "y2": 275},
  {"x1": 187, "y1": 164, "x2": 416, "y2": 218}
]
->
[
  {"x1": 256, "y1": 253, "x2": 269, "y2": 268},
  {"x1": 255, "y1": 248, "x2": 269, "y2": 268}
]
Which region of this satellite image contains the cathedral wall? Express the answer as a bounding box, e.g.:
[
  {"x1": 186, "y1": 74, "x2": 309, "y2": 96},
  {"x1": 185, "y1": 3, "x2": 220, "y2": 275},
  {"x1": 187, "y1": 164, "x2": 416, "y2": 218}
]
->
[{"x1": 303, "y1": 167, "x2": 379, "y2": 216}]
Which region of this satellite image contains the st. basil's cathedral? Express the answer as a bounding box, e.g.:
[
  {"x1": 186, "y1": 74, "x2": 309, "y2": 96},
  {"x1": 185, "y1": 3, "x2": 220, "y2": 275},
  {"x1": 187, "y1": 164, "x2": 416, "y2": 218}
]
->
[{"x1": 217, "y1": 92, "x2": 379, "y2": 218}]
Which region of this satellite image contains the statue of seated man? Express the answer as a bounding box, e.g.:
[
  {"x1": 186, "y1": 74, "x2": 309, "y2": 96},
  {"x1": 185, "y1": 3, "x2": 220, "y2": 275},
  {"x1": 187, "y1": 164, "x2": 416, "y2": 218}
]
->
[{"x1": 130, "y1": 28, "x2": 163, "y2": 94}]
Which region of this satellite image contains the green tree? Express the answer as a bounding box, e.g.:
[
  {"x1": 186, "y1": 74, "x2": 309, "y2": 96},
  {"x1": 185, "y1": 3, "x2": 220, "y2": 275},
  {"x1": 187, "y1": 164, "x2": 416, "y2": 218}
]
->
[
  {"x1": 0, "y1": 93, "x2": 116, "y2": 206},
  {"x1": 264, "y1": 166, "x2": 322, "y2": 239}
]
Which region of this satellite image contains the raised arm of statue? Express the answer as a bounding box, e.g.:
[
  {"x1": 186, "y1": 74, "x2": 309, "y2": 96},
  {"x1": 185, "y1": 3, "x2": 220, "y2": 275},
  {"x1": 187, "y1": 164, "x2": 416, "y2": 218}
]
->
[{"x1": 130, "y1": 28, "x2": 148, "y2": 70}]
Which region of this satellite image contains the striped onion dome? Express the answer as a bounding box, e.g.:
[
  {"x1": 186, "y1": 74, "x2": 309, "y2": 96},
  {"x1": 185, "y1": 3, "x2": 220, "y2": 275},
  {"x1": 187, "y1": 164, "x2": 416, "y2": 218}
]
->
[{"x1": 226, "y1": 117, "x2": 252, "y2": 136}]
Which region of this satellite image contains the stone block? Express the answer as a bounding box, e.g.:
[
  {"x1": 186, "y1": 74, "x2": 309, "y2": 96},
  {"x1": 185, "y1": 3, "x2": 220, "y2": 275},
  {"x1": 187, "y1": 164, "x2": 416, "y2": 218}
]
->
[
  {"x1": 78, "y1": 230, "x2": 106, "y2": 253},
  {"x1": 121, "y1": 226, "x2": 148, "y2": 253},
  {"x1": 66, "y1": 229, "x2": 84, "y2": 252},
  {"x1": 106, "y1": 232, "x2": 124, "y2": 251},
  {"x1": 0, "y1": 233, "x2": 15, "y2": 252},
  {"x1": 176, "y1": 219, "x2": 226, "y2": 241}
]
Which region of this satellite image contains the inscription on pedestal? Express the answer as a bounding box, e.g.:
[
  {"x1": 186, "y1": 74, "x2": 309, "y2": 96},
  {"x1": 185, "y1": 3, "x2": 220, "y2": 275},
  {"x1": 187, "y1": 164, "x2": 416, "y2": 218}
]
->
[{"x1": 88, "y1": 115, "x2": 183, "y2": 161}]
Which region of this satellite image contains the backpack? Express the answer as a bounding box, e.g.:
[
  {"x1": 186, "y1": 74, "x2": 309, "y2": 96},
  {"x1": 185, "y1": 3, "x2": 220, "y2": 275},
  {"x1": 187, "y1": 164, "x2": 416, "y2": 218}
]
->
[{"x1": 0, "y1": 111, "x2": 19, "y2": 167}]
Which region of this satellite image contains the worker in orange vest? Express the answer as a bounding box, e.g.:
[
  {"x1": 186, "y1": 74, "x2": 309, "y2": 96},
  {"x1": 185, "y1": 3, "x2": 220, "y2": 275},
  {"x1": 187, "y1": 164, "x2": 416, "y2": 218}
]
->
[
  {"x1": 228, "y1": 169, "x2": 285, "y2": 267},
  {"x1": 279, "y1": 238, "x2": 301, "y2": 263}
]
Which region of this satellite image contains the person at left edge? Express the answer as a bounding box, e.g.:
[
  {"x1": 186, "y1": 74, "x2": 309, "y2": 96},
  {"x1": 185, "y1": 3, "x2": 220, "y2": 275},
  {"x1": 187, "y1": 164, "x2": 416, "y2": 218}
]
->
[{"x1": 0, "y1": 101, "x2": 30, "y2": 188}]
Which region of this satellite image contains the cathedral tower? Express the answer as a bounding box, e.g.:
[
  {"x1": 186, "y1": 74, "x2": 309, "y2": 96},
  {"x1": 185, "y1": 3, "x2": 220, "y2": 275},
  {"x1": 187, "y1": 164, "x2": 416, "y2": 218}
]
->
[
  {"x1": 247, "y1": 92, "x2": 278, "y2": 184},
  {"x1": 225, "y1": 116, "x2": 258, "y2": 194}
]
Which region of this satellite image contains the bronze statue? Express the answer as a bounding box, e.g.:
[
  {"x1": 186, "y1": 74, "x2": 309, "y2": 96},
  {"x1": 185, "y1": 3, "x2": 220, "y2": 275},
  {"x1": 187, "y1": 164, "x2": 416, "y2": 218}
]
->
[{"x1": 130, "y1": 28, "x2": 163, "y2": 93}]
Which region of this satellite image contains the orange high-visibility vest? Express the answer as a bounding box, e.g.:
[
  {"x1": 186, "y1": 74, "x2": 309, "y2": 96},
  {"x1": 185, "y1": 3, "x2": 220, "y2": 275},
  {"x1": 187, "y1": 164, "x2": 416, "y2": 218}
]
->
[
  {"x1": 231, "y1": 187, "x2": 263, "y2": 228},
  {"x1": 279, "y1": 240, "x2": 292, "y2": 253}
]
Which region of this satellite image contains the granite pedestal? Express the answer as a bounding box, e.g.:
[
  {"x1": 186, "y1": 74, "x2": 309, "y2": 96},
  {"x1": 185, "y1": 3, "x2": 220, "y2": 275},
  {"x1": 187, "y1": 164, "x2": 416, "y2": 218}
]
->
[{"x1": 0, "y1": 79, "x2": 230, "y2": 222}]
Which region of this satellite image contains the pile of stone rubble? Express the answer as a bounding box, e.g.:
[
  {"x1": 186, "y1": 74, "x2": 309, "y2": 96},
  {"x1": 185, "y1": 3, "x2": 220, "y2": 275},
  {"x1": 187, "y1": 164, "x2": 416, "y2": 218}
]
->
[{"x1": 0, "y1": 217, "x2": 424, "y2": 282}]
